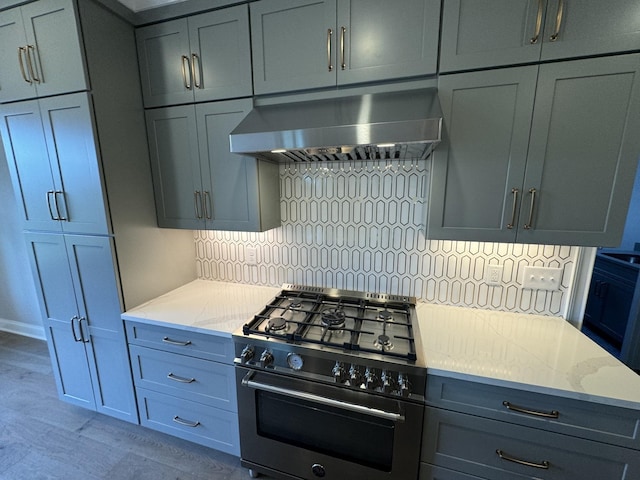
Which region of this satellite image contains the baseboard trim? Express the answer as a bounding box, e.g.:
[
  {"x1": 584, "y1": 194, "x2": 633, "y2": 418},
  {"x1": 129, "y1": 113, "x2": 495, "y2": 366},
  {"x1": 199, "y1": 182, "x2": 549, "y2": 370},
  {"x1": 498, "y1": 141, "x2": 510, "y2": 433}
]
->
[{"x1": 0, "y1": 318, "x2": 45, "y2": 340}]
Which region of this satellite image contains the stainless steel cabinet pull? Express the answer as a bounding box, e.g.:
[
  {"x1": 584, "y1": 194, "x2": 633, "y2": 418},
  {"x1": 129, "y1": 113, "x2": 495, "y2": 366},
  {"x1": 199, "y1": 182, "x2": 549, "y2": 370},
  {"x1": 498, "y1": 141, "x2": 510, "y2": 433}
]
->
[
  {"x1": 172, "y1": 416, "x2": 200, "y2": 428},
  {"x1": 496, "y1": 449, "x2": 550, "y2": 469},
  {"x1": 79, "y1": 317, "x2": 89, "y2": 343},
  {"x1": 70, "y1": 315, "x2": 81, "y2": 342},
  {"x1": 194, "y1": 190, "x2": 203, "y2": 219},
  {"x1": 26, "y1": 45, "x2": 40, "y2": 83},
  {"x1": 162, "y1": 336, "x2": 192, "y2": 346},
  {"x1": 167, "y1": 372, "x2": 196, "y2": 383},
  {"x1": 523, "y1": 187, "x2": 536, "y2": 229},
  {"x1": 530, "y1": 0, "x2": 544, "y2": 44},
  {"x1": 203, "y1": 191, "x2": 211, "y2": 220},
  {"x1": 46, "y1": 191, "x2": 59, "y2": 220},
  {"x1": 53, "y1": 191, "x2": 67, "y2": 221},
  {"x1": 502, "y1": 401, "x2": 559, "y2": 418},
  {"x1": 550, "y1": 0, "x2": 564, "y2": 41},
  {"x1": 18, "y1": 47, "x2": 32, "y2": 83},
  {"x1": 327, "y1": 28, "x2": 333, "y2": 71},
  {"x1": 191, "y1": 53, "x2": 201, "y2": 89},
  {"x1": 506, "y1": 188, "x2": 519, "y2": 229},
  {"x1": 242, "y1": 372, "x2": 404, "y2": 422},
  {"x1": 340, "y1": 26, "x2": 346, "y2": 70},
  {"x1": 181, "y1": 55, "x2": 192, "y2": 89}
]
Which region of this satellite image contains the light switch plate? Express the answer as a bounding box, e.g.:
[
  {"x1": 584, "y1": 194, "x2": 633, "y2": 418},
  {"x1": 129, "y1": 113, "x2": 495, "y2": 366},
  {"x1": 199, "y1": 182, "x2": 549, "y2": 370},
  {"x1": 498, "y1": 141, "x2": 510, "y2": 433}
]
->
[
  {"x1": 246, "y1": 247, "x2": 257, "y2": 265},
  {"x1": 522, "y1": 266, "x2": 562, "y2": 291}
]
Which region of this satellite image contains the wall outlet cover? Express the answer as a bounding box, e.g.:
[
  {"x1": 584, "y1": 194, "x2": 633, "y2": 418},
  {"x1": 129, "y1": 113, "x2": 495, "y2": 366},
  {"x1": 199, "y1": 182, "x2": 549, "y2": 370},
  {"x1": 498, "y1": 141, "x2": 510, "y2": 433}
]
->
[
  {"x1": 486, "y1": 265, "x2": 503, "y2": 286},
  {"x1": 522, "y1": 266, "x2": 563, "y2": 291}
]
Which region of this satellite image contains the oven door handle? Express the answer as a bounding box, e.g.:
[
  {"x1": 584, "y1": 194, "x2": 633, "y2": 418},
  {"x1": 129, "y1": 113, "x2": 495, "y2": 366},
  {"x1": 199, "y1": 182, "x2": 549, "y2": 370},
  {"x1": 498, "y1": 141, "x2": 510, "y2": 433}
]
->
[{"x1": 241, "y1": 371, "x2": 405, "y2": 423}]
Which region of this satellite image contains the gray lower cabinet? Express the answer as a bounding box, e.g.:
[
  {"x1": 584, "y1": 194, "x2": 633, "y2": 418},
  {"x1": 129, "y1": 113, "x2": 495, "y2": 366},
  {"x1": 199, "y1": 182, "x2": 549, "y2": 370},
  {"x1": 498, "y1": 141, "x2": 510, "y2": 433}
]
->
[
  {"x1": 428, "y1": 53, "x2": 640, "y2": 246},
  {"x1": 250, "y1": 0, "x2": 440, "y2": 95},
  {"x1": 440, "y1": 0, "x2": 640, "y2": 73},
  {"x1": 0, "y1": 0, "x2": 88, "y2": 103},
  {"x1": 146, "y1": 98, "x2": 280, "y2": 231},
  {"x1": 136, "y1": 4, "x2": 252, "y2": 108},
  {"x1": 126, "y1": 321, "x2": 240, "y2": 456},
  {"x1": 422, "y1": 375, "x2": 640, "y2": 479},
  {"x1": 0, "y1": 93, "x2": 110, "y2": 235},
  {"x1": 24, "y1": 232, "x2": 137, "y2": 423}
]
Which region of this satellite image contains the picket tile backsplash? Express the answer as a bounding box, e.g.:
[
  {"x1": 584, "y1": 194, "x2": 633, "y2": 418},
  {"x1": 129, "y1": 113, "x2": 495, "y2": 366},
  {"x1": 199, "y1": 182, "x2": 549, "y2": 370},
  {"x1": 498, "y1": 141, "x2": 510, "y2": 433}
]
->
[{"x1": 196, "y1": 160, "x2": 577, "y2": 317}]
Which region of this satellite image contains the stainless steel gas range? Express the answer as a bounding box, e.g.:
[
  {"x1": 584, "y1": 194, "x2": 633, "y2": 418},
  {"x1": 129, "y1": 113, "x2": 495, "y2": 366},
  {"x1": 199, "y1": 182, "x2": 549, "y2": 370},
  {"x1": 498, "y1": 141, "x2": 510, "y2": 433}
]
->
[{"x1": 233, "y1": 284, "x2": 426, "y2": 480}]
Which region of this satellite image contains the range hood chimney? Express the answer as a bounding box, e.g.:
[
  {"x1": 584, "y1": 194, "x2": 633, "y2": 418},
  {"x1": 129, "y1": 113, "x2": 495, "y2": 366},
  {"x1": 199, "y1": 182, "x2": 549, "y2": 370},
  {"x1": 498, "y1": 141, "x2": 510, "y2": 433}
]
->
[{"x1": 229, "y1": 88, "x2": 442, "y2": 163}]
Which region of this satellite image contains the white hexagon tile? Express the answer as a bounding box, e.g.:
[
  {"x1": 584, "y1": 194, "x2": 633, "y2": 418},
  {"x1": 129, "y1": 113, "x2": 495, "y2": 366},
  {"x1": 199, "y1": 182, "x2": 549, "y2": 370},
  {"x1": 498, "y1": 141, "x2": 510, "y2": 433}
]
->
[{"x1": 195, "y1": 159, "x2": 577, "y2": 317}]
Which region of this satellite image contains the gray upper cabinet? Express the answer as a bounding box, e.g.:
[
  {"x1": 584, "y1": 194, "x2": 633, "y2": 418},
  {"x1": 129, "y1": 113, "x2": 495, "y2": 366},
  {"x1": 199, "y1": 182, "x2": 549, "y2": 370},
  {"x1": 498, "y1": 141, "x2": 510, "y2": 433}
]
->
[
  {"x1": 146, "y1": 98, "x2": 280, "y2": 232},
  {"x1": 0, "y1": 93, "x2": 109, "y2": 235},
  {"x1": 429, "y1": 53, "x2": 640, "y2": 246},
  {"x1": 136, "y1": 5, "x2": 252, "y2": 108},
  {"x1": 25, "y1": 232, "x2": 137, "y2": 423},
  {"x1": 0, "y1": 0, "x2": 88, "y2": 103},
  {"x1": 440, "y1": 0, "x2": 640, "y2": 73},
  {"x1": 250, "y1": 0, "x2": 440, "y2": 95}
]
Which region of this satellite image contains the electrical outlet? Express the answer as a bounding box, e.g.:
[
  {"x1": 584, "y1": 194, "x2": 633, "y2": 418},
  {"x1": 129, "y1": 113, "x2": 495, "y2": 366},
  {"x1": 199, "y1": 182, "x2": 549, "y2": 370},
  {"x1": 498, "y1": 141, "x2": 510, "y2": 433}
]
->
[
  {"x1": 246, "y1": 247, "x2": 257, "y2": 265},
  {"x1": 486, "y1": 265, "x2": 503, "y2": 286},
  {"x1": 522, "y1": 266, "x2": 562, "y2": 291}
]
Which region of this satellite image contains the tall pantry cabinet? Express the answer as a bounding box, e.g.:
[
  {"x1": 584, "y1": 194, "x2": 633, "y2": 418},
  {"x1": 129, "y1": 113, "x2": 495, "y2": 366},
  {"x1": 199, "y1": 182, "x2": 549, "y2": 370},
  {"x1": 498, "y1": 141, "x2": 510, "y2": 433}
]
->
[{"x1": 0, "y1": 0, "x2": 196, "y2": 422}]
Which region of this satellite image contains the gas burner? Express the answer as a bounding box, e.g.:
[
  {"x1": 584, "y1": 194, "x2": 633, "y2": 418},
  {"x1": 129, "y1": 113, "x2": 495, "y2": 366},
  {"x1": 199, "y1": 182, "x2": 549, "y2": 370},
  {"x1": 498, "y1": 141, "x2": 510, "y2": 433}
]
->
[
  {"x1": 267, "y1": 316, "x2": 288, "y2": 332},
  {"x1": 321, "y1": 307, "x2": 346, "y2": 330},
  {"x1": 374, "y1": 334, "x2": 394, "y2": 351},
  {"x1": 377, "y1": 309, "x2": 394, "y2": 322},
  {"x1": 289, "y1": 298, "x2": 303, "y2": 309}
]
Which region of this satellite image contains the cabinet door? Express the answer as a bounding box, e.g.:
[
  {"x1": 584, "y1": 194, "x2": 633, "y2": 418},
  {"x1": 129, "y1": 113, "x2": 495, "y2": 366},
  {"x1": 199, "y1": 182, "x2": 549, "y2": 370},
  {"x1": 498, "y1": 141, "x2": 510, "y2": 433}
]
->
[
  {"x1": 189, "y1": 5, "x2": 253, "y2": 103},
  {"x1": 540, "y1": 0, "x2": 640, "y2": 61},
  {"x1": 337, "y1": 0, "x2": 439, "y2": 85},
  {"x1": 21, "y1": 0, "x2": 88, "y2": 99},
  {"x1": 0, "y1": 7, "x2": 35, "y2": 103},
  {"x1": 65, "y1": 234, "x2": 137, "y2": 423},
  {"x1": 0, "y1": 100, "x2": 61, "y2": 232},
  {"x1": 428, "y1": 67, "x2": 537, "y2": 242},
  {"x1": 40, "y1": 93, "x2": 109, "y2": 235},
  {"x1": 597, "y1": 272, "x2": 635, "y2": 344},
  {"x1": 251, "y1": 0, "x2": 337, "y2": 95},
  {"x1": 520, "y1": 54, "x2": 640, "y2": 246},
  {"x1": 583, "y1": 270, "x2": 608, "y2": 336},
  {"x1": 439, "y1": 0, "x2": 543, "y2": 72},
  {"x1": 197, "y1": 98, "x2": 261, "y2": 231},
  {"x1": 24, "y1": 232, "x2": 95, "y2": 410},
  {"x1": 136, "y1": 18, "x2": 192, "y2": 108},
  {"x1": 146, "y1": 105, "x2": 204, "y2": 229}
]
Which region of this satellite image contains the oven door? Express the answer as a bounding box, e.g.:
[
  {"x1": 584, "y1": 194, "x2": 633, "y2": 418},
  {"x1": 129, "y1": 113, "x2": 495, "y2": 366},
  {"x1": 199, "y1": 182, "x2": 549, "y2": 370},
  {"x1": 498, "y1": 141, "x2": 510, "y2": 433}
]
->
[{"x1": 236, "y1": 367, "x2": 424, "y2": 480}]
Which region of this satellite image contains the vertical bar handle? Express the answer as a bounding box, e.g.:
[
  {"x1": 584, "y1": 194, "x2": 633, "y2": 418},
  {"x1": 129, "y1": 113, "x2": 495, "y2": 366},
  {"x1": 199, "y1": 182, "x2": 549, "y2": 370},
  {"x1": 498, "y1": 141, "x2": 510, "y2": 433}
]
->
[
  {"x1": 194, "y1": 191, "x2": 202, "y2": 219},
  {"x1": 181, "y1": 55, "x2": 192, "y2": 89},
  {"x1": 327, "y1": 28, "x2": 334, "y2": 72},
  {"x1": 70, "y1": 315, "x2": 81, "y2": 342},
  {"x1": 46, "y1": 191, "x2": 59, "y2": 220},
  {"x1": 550, "y1": 0, "x2": 564, "y2": 41},
  {"x1": 26, "y1": 45, "x2": 40, "y2": 83},
  {"x1": 79, "y1": 317, "x2": 89, "y2": 343},
  {"x1": 203, "y1": 191, "x2": 212, "y2": 220},
  {"x1": 53, "y1": 191, "x2": 67, "y2": 221},
  {"x1": 530, "y1": 0, "x2": 544, "y2": 44},
  {"x1": 191, "y1": 53, "x2": 201, "y2": 89},
  {"x1": 506, "y1": 188, "x2": 519, "y2": 229},
  {"x1": 18, "y1": 47, "x2": 32, "y2": 83},
  {"x1": 523, "y1": 188, "x2": 537, "y2": 230},
  {"x1": 340, "y1": 26, "x2": 346, "y2": 70}
]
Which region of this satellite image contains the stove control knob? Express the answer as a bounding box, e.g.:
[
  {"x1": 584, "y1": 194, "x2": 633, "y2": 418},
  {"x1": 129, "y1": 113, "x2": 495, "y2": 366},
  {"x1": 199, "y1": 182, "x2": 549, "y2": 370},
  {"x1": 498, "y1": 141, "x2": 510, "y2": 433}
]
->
[
  {"x1": 259, "y1": 350, "x2": 274, "y2": 368},
  {"x1": 397, "y1": 373, "x2": 411, "y2": 397},
  {"x1": 240, "y1": 345, "x2": 254, "y2": 364},
  {"x1": 380, "y1": 370, "x2": 395, "y2": 394},
  {"x1": 348, "y1": 364, "x2": 362, "y2": 387},
  {"x1": 364, "y1": 368, "x2": 378, "y2": 390},
  {"x1": 331, "y1": 362, "x2": 345, "y2": 383}
]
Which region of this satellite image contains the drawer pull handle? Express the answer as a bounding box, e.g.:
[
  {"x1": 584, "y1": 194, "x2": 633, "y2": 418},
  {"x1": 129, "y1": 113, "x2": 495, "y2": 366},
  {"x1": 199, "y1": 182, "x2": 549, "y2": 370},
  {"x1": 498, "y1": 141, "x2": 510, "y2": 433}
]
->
[
  {"x1": 503, "y1": 401, "x2": 559, "y2": 418},
  {"x1": 162, "y1": 336, "x2": 192, "y2": 347},
  {"x1": 172, "y1": 416, "x2": 200, "y2": 428},
  {"x1": 167, "y1": 372, "x2": 196, "y2": 383},
  {"x1": 496, "y1": 449, "x2": 550, "y2": 470}
]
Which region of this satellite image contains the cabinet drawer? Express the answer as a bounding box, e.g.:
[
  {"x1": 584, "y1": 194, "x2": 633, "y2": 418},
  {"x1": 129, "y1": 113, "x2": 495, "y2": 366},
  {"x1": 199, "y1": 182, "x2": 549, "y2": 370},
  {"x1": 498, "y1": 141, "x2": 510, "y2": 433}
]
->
[
  {"x1": 130, "y1": 345, "x2": 236, "y2": 412},
  {"x1": 426, "y1": 375, "x2": 640, "y2": 449},
  {"x1": 420, "y1": 463, "x2": 487, "y2": 479},
  {"x1": 423, "y1": 407, "x2": 640, "y2": 480},
  {"x1": 125, "y1": 321, "x2": 234, "y2": 363},
  {"x1": 136, "y1": 387, "x2": 240, "y2": 456}
]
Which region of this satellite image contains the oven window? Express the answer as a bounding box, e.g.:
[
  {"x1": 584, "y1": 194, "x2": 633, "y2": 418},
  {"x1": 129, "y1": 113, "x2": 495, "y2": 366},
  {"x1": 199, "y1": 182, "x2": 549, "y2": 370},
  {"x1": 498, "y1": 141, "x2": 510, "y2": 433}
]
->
[{"x1": 256, "y1": 391, "x2": 395, "y2": 471}]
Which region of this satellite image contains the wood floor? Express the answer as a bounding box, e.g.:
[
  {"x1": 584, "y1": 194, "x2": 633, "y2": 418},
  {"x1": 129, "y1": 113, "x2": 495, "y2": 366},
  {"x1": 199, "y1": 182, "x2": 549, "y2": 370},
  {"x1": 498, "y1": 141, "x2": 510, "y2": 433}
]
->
[{"x1": 0, "y1": 331, "x2": 272, "y2": 480}]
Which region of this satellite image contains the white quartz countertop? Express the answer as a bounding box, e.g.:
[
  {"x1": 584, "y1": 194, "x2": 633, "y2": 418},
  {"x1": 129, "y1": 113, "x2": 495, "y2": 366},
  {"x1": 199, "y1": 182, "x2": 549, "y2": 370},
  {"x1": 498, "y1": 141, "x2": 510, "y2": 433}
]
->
[{"x1": 122, "y1": 280, "x2": 640, "y2": 409}]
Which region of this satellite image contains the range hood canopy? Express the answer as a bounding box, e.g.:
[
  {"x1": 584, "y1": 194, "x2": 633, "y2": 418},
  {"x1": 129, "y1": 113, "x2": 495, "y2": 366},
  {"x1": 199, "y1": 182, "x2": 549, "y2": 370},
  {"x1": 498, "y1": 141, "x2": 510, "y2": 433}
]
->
[{"x1": 229, "y1": 88, "x2": 442, "y2": 163}]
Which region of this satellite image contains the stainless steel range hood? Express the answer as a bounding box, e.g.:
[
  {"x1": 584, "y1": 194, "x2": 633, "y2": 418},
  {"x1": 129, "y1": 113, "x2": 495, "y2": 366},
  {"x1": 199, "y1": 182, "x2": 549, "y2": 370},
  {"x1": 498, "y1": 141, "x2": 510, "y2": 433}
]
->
[{"x1": 229, "y1": 88, "x2": 442, "y2": 163}]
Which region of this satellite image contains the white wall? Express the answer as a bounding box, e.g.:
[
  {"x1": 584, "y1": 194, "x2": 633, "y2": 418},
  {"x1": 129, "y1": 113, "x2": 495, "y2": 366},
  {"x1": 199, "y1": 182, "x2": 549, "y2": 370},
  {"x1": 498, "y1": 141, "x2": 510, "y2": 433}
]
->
[{"x1": 0, "y1": 141, "x2": 44, "y2": 339}]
